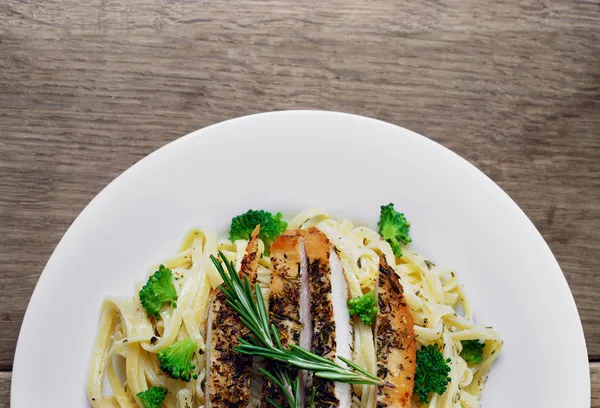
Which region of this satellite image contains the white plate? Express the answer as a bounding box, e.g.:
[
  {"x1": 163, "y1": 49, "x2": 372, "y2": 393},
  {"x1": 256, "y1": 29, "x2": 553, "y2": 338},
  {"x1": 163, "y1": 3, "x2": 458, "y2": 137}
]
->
[{"x1": 12, "y1": 111, "x2": 589, "y2": 407}]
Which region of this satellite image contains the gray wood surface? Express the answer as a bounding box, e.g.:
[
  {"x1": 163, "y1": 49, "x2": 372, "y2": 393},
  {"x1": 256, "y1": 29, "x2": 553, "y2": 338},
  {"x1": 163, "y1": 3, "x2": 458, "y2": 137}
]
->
[
  {"x1": 0, "y1": 373, "x2": 9, "y2": 407},
  {"x1": 0, "y1": 0, "x2": 598, "y2": 402}
]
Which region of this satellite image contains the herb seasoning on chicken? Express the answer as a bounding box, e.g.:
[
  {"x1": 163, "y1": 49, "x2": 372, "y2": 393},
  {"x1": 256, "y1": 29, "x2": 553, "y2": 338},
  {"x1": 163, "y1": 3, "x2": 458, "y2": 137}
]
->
[
  {"x1": 261, "y1": 229, "x2": 309, "y2": 406},
  {"x1": 205, "y1": 227, "x2": 260, "y2": 408},
  {"x1": 305, "y1": 227, "x2": 353, "y2": 408},
  {"x1": 376, "y1": 256, "x2": 416, "y2": 408}
]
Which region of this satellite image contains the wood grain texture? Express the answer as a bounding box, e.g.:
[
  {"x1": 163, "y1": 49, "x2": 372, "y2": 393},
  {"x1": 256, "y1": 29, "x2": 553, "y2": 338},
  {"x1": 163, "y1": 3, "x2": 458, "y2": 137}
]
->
[
  {"x1": 0, "y1": 373, "x2": 9, "y2": 407},
  {"x1": 0, "y1": 0, "x2": 598, "y2": 384}
]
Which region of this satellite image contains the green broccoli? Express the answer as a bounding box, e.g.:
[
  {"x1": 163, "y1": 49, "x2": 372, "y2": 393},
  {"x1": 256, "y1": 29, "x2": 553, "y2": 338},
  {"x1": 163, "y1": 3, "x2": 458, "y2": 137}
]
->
[
  {"x1": 460, "y1": 340, "x2": 484, "y2": 364},
  {"x1": 378, "y1": 203, "x2": 412, "y2": 258},
  {"x1": 157, "y1": 338, "x2": 198, "y2": 382},
  {"x1": 348, "y1": 290, "x2": 378, "y2": 326},
  {"x1": 136, "y1": 386, "x2": 167, "y2": 408},
  {"x1": 229, "y1": 209, "x2": 288, "y2": 248},
  {"x1": 414, "y1": 345, "x2": 452, "y2": 403},
  {"x1": 139, "y1": 265, "x2": 178, "y2": 318}
]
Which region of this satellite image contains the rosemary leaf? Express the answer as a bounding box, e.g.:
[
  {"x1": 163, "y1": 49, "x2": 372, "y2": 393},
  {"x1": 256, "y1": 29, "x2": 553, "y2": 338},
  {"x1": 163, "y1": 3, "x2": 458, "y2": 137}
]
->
[{"x1": 209, "y1": 252, "x2": 389, "y2": 407}]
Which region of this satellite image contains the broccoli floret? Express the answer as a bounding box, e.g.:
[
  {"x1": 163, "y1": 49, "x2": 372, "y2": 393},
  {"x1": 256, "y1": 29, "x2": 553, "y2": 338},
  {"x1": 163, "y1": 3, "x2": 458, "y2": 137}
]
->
[
  {"x1": 414, "y1": 345, "x2": 452, "y2": 403},
  {"x1": 348, "y1": 290, "x2": 378, "y2": 326},
  {"x1": 157, "y1": 339, "x2": 198, "y2": 382},
  {"x1": 229, "y1": 209, "x2": 288, "y2": 248},
  {"x1": 460, "y1": 340, "x2": 484, "y2": 364},
  {"x1": 136, "y1": 386, "x2": 167, "y2": 408},
  {"x1": 378, "y1": 203, "x2": 411, "y2": 258},
  {"x1": 139, "y1": 265, "x2": 178, "y2": 318}
]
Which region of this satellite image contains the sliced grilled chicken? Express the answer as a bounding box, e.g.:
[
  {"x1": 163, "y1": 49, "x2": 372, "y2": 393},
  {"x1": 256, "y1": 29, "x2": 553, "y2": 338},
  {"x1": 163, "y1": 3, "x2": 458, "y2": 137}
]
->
[
  {"x1": 376, "y1": 256, "x2": 416, "y2": 408},
  {"x1": 305, "y1": 227, "x2": 353, "y2": 408},
  {"x1": 261, "y1": 229, "x2": 308, "y2": 406},
  {"x1": 205, "y1": 227, "x2": 260, "y2": 408}
]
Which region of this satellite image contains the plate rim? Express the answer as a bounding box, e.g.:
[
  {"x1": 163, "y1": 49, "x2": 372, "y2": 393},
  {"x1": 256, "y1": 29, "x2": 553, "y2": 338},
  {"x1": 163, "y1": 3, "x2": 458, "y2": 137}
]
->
[{"x1": 11, "y1": 110, "x2": 590, "y2": 405}]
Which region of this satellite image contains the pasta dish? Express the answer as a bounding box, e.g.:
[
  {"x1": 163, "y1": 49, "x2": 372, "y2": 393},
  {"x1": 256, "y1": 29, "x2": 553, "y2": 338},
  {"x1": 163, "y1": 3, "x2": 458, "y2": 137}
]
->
[{"x1": 88, "y1": 205, "x2": 502, "y2": 408}]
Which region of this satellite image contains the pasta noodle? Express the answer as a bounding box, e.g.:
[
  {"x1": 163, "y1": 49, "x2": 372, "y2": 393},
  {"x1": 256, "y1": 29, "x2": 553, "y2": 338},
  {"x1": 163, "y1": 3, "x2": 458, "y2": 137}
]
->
[{"x1": 88, "y1": 209, "x2": 501, "y2": 408}]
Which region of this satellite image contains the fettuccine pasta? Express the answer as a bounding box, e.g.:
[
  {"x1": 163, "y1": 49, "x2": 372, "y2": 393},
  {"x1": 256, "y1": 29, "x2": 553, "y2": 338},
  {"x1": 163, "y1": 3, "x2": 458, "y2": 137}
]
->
[{"x1": 88, "y1": 209, "x2": 501, "y2": 408}]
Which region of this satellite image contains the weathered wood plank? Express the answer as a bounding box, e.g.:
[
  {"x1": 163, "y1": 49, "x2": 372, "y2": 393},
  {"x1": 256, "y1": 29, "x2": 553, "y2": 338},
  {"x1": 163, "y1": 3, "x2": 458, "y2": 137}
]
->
[
  {"x1": 0, "y1": 372, "x2": 9, "y2": 407},
  {"x1": 0, "y1": 0, "x2": 598, "y2": 370}
]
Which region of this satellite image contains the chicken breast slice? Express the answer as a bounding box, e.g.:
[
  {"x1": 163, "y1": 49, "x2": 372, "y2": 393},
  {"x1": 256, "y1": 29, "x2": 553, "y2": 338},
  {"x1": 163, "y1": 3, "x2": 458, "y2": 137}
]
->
[
  {"x1": 376, "y1": 256, "x2": 416, "y2": 408},
  {"x1": 205, "y1": 227, "x2": 260, "y2": 408},
  {"x1": 305, "y1": 227, "x2": 353, "y2": 408},
  {"x1": 261, "y1": 229, "x2": 309, "y2": 406}
]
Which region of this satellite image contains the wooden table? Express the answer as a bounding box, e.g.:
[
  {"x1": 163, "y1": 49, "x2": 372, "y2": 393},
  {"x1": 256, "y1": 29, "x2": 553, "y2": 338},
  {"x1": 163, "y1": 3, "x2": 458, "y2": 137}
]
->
[{"x1": 1, "y1": 0, "x2": 599, "y2": 405}]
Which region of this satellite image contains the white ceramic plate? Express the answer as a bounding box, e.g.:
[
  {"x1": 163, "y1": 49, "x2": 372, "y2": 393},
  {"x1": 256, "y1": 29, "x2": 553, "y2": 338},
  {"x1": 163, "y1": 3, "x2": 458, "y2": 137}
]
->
[{"x1": 12, "y1": 111, "x2": 589, "y2": 407}]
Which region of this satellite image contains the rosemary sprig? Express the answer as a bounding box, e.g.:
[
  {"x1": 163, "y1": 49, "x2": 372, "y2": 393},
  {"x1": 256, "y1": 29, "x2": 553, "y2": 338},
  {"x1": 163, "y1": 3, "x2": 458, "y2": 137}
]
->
[
  {"x1": 259, "y1": 325, "x2": 301, "y2": 408},
  {"x1": 259, "y1": 365, "x2": 300, "y2": 408},
  {"x1": 210, "y1": 252, "x2": 389, "y2": 389}
]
